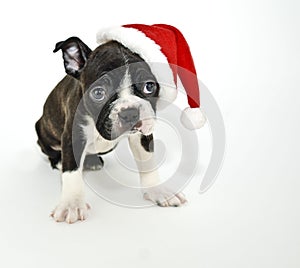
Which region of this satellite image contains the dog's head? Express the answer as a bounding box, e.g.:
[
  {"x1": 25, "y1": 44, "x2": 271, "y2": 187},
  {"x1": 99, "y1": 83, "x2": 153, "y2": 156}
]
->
[{"x1": 54, "y1": 37, "x2": 159, "y2": 140}]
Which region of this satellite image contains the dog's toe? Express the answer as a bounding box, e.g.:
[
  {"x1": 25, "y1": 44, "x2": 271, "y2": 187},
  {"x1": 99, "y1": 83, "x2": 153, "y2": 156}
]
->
[
  {"x1": 167, "y1": 195, "x2": 182, "y2": 207},
  {"x1": 51, "y1": 201, "x2": 90, "y2": 224},
  {"x1": 144, "y1": 188, "x2": 187, "y2": 207}
]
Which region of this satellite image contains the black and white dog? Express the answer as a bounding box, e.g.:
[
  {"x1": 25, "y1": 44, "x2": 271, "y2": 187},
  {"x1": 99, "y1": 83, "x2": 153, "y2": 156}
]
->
[{"x1": 36, "y1": 37, "x2": 186, "y2": 223}]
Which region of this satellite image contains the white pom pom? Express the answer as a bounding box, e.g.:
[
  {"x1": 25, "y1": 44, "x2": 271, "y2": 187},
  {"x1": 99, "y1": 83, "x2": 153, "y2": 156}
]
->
[{"x1": 180, "y1": 107, "x2": 206, "y2": 130}]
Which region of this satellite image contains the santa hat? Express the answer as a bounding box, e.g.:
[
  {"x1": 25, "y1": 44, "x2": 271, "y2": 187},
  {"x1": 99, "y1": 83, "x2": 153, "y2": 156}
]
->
[{"x1": 96, "y1": 24, "x2": 206, "y2": 129}]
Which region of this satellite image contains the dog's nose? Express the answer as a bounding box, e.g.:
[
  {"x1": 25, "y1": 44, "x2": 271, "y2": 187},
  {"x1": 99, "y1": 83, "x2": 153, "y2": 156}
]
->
[{"x1": 118, "y1": 108, "x2": 139, "y2": 125}]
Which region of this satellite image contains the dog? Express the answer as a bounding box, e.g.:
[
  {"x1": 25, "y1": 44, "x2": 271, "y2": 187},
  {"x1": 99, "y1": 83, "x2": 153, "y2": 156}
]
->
[{"x1": 35, "y1": 36, "x2": 187, "y2": 223}]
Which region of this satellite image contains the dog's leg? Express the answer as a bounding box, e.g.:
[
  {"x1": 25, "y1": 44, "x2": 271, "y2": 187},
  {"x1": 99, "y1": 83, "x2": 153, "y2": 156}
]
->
[
  {"x1": 83, "y1": 154, "x2": 104, "y2": 171},
  {"x1": 35, "y1": 119, "x2": 62, "y2": 169},
  {"x1": 128, "y1": 133, "x2": 186, "y2": 207},
  {"x1": 51, "y1": 127, "x2": 90, "y2": 223}
]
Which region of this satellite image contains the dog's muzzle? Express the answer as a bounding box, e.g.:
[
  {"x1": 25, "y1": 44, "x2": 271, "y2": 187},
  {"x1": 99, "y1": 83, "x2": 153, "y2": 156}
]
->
[
  {"x1": 117, "y1": 107, "x2": 142, "y2": 131},
  {"x1": 118, "y1": 107, "x2": 139, "y2": 126},
  {"x1": 107, "y1": 96, "x2": 155, "y2": 138}
]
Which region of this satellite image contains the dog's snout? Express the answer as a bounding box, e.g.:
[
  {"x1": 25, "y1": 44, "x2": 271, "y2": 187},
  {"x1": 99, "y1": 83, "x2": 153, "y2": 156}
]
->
[{"x1": 118, "y1": 108, "x2": 139, "y2": 125}]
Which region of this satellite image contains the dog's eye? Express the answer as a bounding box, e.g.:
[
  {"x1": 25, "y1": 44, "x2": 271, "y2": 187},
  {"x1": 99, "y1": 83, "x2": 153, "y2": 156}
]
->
[
  {"x1": 143, "y1": 82, "x2": 157, "y2": 95},
  {"x1": 90, "y1": 87, "x2": 105, "y2": 101}
]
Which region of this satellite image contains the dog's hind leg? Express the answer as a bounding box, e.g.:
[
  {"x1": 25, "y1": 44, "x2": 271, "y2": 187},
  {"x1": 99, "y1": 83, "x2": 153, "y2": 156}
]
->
[
  {"x1": 35, "y1": 119, "x2": 62, "y2": 169},
  {"x1": 83, "y1": 154, "x2": 104, "y2": 171}
]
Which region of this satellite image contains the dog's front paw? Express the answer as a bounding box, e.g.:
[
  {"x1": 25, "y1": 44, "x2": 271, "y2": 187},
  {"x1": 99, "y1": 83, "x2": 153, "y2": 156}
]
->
[
  {"x1": 143, "y1": 188, "x2": 187, "y2": 207},
  {"x1": 51, "y1": 200, "x2": 90, "y2": 224}
]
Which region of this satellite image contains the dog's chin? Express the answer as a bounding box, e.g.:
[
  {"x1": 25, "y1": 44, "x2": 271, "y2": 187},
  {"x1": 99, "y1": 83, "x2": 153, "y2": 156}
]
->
[{"x1": 110, "y1": 119, "x2": 154, "y2": 139}]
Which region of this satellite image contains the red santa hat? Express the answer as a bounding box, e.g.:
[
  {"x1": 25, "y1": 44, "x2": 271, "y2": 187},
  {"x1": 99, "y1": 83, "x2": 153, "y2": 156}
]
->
[{"x1": 96, "y1": 24, "x2": 206, "y2": 129}]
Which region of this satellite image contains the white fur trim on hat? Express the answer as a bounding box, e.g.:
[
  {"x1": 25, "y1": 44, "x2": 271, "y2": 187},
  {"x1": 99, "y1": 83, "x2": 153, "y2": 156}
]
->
[
  {"x1": 180, "y1": 107, "x2": 206, "y2": 129},
  {"x1": 96, "y1": 26, "x2": 177, "y2": 110}
]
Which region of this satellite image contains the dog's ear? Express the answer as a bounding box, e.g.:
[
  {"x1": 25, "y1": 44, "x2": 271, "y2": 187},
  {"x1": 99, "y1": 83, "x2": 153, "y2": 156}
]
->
[{"x1": 53, "y1": 37, "x2": 92, "y2": 79}]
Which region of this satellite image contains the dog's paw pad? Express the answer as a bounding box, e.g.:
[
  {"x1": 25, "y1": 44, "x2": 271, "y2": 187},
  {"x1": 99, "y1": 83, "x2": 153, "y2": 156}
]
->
[
  {"x1": 144, "y1": 189, "x2": 187, "y2": 207},
  {"x1": 51, "y1": 201, "x2": 90, "y2": 224}
]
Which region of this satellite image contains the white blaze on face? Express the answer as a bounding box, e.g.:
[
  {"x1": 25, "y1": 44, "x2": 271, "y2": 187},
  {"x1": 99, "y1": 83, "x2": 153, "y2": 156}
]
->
[{"x1": 118, "y1": 69, "x2": 132, "y2": 98}]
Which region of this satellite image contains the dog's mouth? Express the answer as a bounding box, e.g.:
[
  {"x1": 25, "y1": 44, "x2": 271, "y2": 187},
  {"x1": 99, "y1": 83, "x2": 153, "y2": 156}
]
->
[
  {"x1": 116, "y1": 119, "x2": 153, "y2": 136},
  {"x1": 99, "y1": 103, "x2": 155, "y2": 140},
  {"x1": 131, "y1": 120, "x2": 143, "y2": 131},
  {"x1": 98, "y1": 116, "x2": 154, "y2": 140},
  {"x1": 119, "y1": 120, "x2": 143, "y2": 134}
]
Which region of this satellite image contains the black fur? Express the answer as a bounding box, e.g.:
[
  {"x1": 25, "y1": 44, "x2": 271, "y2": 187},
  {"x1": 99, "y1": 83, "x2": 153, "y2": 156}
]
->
[{"x1": 141, "y1": 134, "x2": 154, "y2": 152}]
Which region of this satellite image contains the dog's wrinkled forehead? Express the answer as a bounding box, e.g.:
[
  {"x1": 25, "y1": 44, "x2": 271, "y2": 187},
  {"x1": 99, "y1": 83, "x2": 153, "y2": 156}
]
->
[{"x1": 81, "y1": 41, "x2": 156, "y2": 92}]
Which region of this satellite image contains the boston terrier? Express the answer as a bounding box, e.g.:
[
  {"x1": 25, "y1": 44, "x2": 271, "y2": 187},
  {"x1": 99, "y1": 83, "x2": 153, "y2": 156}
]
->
[{"x1": 35, "y1": 37, "x2": 186, "y2": 223}]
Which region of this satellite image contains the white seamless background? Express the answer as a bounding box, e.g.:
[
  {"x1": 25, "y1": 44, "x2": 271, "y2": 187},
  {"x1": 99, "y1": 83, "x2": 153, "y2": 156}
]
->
[{"x1": 0, "y1": 1, "x2": 299, "y2": 268}]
